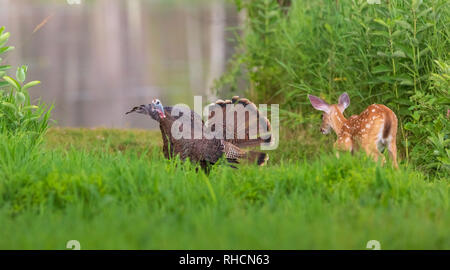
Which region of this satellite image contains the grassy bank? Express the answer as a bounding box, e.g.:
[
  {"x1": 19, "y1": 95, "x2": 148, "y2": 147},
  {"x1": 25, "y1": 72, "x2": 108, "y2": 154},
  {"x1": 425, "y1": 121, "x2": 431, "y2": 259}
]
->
[{"x1": 0, "y1": 128, "x2": 448, "y2": 249}]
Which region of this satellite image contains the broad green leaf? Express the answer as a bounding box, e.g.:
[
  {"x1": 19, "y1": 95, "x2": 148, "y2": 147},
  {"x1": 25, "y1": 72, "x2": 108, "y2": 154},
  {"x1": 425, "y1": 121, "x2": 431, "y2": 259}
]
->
[
  {"x1": 376, "y1": 51, "x2": 389, "y2": 57},
  {"x1": 394, "y1": 75, "x2": 415, "y2": 86},
  {"x1": 22, "y1": 80, "x2": 41, "y2": 91},
  {"x1": 396, "y1": 44, "x2": 413, "y2": 60},
  {"x1": 23, "y1": 105, "x2": 39, "y2": 111},
  {"x1": 2, "y1": 75, "x2": 21, "y2": 91},
  {"x1": 0, "y1": 32, "x2": 10, "y2": 47},
  {"x1": 267, "y1": 11, "x2": 279, "y2": 18},
  {"x1": 395, "y1": 20, "x2": 413, "y2": 32},
  {"x1": 374, "y1": 18, "x2": 389, "y2": 28},
  {"x1": 399, "y1": 79, "x2": 414, "y2": 86},
  {"x1": 372, "y1": 65, "x2": 391, "y2": 74},
  {"x1": 0, "y1": 46, "x2": 14, "y2": 54},
  {"x1": 392, "y1": 50, "x2": 406, "y2": 58},
  {"x1": 391, "y1": 30, "x2": 403, "y2": 38},
  {"x1": 0, "y1": 65, "x2": 11, "y2": 71},
  {"x1": 404, "y1": 122, "x2": 415, "y2": 130}
]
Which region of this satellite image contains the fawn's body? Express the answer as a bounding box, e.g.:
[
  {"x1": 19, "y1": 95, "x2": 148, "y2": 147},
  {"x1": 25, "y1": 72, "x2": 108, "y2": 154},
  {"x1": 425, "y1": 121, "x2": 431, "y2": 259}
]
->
[{"x1": 309, "y1": 93, "x2": 398, "y2": 168}]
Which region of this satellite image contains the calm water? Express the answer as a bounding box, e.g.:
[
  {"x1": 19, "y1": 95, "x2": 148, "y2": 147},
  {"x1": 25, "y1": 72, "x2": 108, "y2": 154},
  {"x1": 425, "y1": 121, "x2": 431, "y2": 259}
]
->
[{"x1": 0, "y1": 0, "x2": 239, "y2": 129}]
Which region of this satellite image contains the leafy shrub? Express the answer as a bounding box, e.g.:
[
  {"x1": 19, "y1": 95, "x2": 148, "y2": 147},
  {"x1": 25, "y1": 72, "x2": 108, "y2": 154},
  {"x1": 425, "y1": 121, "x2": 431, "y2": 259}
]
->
[
  {"x1": 0, "y1": 26, "x2": 52, "y2": 142},
  {"x1": 219, "y1": 0, "x2": 449, "y2": 175},
  {"x1": 405, "y1": 60, "x2": 449, "y2": 175}
]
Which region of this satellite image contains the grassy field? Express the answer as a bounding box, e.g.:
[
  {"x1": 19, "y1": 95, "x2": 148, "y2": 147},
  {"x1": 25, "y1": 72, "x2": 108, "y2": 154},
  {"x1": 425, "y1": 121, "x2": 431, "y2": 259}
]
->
[
  {"x1": 0, "y1": 0, "x2": 447, "y2": 251},
  {"x1": 0, "y1": 128, "x2": 448, "y2": 249}
]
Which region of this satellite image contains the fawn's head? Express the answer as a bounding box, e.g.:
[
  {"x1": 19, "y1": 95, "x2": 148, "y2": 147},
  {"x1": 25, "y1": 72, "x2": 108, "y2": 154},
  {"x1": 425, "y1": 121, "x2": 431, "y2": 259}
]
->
[{"x1": 308, "y1": 92, "x2": 350, "y2": 134}]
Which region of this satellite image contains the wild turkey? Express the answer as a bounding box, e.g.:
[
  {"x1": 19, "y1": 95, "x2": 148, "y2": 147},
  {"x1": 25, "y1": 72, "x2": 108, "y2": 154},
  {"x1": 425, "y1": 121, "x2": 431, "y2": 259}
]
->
[{"x1": 126, "y1": 97, "x2": 271, "y2": 170}]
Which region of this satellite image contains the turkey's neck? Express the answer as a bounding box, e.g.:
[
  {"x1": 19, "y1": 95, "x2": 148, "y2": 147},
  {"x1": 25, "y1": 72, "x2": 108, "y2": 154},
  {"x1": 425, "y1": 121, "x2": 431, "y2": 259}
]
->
[{"x1": 159, "y1": 117, "x2": 172, "y2": 132}]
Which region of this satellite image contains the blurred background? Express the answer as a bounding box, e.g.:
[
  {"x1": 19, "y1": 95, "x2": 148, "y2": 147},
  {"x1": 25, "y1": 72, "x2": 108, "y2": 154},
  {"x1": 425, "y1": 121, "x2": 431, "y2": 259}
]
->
[{"x1": 0, "y1": 0, "x2": 240, "y2": 129}]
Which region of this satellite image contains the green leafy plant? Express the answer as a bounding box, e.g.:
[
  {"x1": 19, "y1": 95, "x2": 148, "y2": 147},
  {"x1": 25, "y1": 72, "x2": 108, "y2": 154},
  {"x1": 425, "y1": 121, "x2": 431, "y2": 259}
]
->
[
  {"x1": 0, "y1": 26, "x2": 14, "y2": 88},
  {"x1": 405, "y1": 60, "x2": 450, "y2": 175},
  {"x1": 0, "y1": 26, "x2": 52, "y2": 145}
]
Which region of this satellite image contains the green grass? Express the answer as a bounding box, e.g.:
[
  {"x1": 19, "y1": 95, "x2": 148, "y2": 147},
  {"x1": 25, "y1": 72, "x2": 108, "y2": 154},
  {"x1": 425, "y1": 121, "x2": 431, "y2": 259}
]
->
[{"x1": 0, "y1": 128, "x2": 448, "y2": 249}]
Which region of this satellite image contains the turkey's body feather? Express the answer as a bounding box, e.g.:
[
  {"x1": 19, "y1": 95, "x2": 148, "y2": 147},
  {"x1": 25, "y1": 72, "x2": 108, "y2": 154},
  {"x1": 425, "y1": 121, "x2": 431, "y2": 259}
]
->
[{"x1": 159, "y1": 107, "x2": 224, "y2": 166}]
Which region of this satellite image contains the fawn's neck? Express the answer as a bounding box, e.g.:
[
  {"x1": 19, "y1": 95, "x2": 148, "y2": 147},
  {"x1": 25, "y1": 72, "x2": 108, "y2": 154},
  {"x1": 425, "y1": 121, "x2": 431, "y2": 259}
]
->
[{"x1": 330, "y1": 109, "x2": 348, "y2": 136}]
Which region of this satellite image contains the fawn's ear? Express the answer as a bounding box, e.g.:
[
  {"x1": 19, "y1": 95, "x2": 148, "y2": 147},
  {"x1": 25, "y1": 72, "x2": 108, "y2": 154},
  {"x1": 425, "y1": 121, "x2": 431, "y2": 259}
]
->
[
  {"x1": 308, "y1": 95, "x2": 330, "y2": 114},
  {"x1": 338, "y1": 92, "x2": 350, "y2": 112}
]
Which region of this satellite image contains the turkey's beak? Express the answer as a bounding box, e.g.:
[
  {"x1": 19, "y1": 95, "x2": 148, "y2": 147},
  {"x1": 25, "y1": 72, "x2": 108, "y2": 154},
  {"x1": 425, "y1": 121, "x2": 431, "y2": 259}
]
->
[{"x1": 125, "y1": 104, "x2": 146, "y2": 115}]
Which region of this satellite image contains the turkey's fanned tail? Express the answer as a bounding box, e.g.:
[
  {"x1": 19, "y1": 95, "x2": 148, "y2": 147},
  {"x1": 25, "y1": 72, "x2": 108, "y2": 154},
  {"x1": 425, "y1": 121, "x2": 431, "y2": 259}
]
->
[{"x1": 206, "y1": 96, "x2": 272, "y2": 148}]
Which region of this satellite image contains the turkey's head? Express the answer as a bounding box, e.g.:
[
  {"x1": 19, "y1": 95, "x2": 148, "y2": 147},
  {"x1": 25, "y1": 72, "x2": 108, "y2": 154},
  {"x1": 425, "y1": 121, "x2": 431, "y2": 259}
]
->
[
  {"x1": 125, "y1": 99, "x2": 166, "y2": 121},
  {"x1": 151, "y1": 99, "x2": 166, "y2": 120}
]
